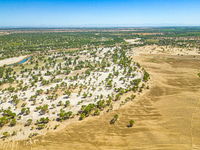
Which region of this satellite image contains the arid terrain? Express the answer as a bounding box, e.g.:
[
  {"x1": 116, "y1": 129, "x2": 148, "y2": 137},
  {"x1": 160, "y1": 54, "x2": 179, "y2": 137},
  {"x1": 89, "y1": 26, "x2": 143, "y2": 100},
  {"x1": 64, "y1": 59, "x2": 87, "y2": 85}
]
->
[
  {"x1": 0, "y1": 51, "x2": 200, "y2": 149},
  {"x1": 0, "y1": 27, "x2": 200, "y2": 149}
]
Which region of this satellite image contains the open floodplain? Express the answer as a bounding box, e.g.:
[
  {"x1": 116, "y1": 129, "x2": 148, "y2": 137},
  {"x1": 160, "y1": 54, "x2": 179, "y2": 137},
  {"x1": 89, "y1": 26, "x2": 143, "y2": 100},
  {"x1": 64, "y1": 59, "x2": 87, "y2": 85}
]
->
[{"x1": 0, "y1": 27, "x2": 200, "y2": 149}]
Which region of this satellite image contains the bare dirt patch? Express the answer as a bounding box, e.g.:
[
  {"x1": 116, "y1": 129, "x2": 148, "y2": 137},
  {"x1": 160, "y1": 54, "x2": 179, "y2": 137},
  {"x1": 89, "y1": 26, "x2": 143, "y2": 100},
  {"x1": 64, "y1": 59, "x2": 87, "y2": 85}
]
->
[{"x1": 0, "y1": 83, "x2": 18, "y2": 90}]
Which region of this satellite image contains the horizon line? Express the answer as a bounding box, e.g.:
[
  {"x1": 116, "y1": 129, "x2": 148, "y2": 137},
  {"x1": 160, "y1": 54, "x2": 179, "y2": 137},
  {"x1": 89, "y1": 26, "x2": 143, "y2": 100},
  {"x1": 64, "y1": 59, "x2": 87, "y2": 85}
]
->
[{"x1": 1, "y1": 25, "x2": 200, "y2": 29}]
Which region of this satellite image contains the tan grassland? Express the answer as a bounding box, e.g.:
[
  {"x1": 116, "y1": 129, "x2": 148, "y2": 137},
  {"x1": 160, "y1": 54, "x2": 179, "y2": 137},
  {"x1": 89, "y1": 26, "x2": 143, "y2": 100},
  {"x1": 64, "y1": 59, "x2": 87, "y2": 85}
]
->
[{"x1": 137, "y1": 45, "x2": 199, "y2": 55}]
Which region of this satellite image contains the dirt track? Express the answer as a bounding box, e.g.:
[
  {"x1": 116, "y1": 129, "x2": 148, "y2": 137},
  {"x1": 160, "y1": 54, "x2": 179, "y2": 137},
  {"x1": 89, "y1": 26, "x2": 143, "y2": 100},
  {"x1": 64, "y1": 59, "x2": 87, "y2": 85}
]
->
[{"x1": 1, "y1": 54, "x2": 200, "y2": 150}]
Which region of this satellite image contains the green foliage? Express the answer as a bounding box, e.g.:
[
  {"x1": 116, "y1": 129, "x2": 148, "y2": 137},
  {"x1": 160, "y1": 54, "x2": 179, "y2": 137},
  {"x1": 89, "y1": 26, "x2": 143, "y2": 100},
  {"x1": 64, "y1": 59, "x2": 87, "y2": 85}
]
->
[
  {"x1": 12, "y1": 131, "x2": 17, "y2": 136},
  {"x1": 130, "y1": 79, "x2": 141, "y2": 86},
  {"x1": 25, "y1": 119, "x2": 32, "y2": 126},
  {"x1": 54, "y1": 124, "x2": 59, "y2": 129},
  {"x1": 10, "y1": 119, "x2": 17, "y2": 126},
  {"x1": 115, "y1": 94, "x2": 121, "y2": 101},
  {"x1": 85, "y1": 69, "x2": 91, "y2": 76},
  {"x1": 80, "y1": 113, "x2": 85, "y2": 120},
  {"x1": 21, "y1": 108, "x2": 26, "y2": 114},
  {"x1": 41, "y1": 104, "x2": 49, "y2": 114},
  {"x1": 3, "y1": 131, "x2": 10, "y2": 137},
  {"x1": 0, "y1": 116, "x2": 11, "y2": 127},
  {"x1": 136, "y1": 62, "x2": 140, "y2": 68},
  {"x1": 94, "y1": 109, "x2": 100, "y2": 116},
  {"x1": 21, "y1": 107, "x2": 30, "y2": 115},
  {"x1": 97, "y1": 100, "x2": 106, "y2": 109},
  {"x1": 21, "y1": 103, "x2": 26, "y2": 107},
  {"x1": 3, "y1": 109, "x2": 16, "y2": 118},
  {"x1": 29, "y1": 133, "x2": 38, "y2": 138},
  {"x1": 129, "y1": 120, "x2": 134, "y2": 127},
  {"x1": 36, "y1": 89, "x2": 43, "y2": 95},
  {"x1": 59, "y1": 111, "x2": 72, "y2": 120},
  {"x1": 114, "y1": 114, "x2": 119, "y2": 119},
  {"x1": 65, "y1": 90, "x2": 71, "y2": 97},
  {"x1": 0, "y1": 67, "x2": 4, "y2": 78},
  {"x1": 82, "y1": 103, "x2": 96, "y2": 115},
  {"x1": 143, "y1": 70, "x2": 150, "y2": 81},
  {"x1": 131, "y1": 94, "x2": 136, "y2": 100},
  {"x1": 110, "y1": 114, "x2": 119, "y2": 124},
  {"x1": 39, "y1": 117, "x2": 50, "y2": 123},
  {"x1": 82, "y1": 92, "x2": 88, "y2": 98},
  {"x1": 65, "y1": 100, "x2": 70, "y2": 107},
  {"x1": 38, "y1": 124, "x2": 45, "y2": 129}
]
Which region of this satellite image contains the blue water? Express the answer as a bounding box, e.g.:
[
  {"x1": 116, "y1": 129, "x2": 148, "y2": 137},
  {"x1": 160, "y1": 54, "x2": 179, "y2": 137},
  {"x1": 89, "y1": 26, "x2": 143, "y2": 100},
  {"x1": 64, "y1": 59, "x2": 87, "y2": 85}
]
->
[
  {"x1": 18, "y1": 56, "x2": 31, "y2": 64},
  {"x1": 7, "y1": 56, "x2": 31, "y2": 66}
]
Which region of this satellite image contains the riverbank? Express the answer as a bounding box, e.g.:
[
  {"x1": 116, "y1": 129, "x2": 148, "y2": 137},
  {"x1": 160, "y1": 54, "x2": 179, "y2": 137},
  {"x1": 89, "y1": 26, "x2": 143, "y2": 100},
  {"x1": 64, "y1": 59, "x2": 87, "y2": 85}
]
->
[{"x1": 0, "y1": 55, "x2": 29, "y2": 67}]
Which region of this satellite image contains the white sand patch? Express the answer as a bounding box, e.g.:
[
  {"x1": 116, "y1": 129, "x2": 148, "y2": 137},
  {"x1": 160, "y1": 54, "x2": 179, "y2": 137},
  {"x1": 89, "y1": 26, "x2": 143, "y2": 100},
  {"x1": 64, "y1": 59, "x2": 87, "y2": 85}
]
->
[
  {"x1": 125, "y1": 38, "x2": 142, "y2": 44},
  {"x1": 0, "y1": 55, "x2": 28, "y2": 66}
]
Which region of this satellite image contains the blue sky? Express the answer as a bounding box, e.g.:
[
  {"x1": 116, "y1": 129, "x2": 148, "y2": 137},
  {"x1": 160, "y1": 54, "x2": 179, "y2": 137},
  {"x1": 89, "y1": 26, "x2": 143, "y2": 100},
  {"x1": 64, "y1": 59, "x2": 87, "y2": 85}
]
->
[{"x1": 0, "y1": 0, "x2": 200, "y2": 27}]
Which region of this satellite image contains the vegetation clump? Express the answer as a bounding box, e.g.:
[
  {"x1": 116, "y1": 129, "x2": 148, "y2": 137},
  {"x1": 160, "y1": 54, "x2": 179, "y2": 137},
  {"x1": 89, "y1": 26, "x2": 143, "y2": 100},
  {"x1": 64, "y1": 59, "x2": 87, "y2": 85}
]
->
[
  {"x1": 110, "y1": 114, "x2": 119, "y2": 124},
  {"x1": 129, "y1": 120, "x2": 134, "y2": 127}
]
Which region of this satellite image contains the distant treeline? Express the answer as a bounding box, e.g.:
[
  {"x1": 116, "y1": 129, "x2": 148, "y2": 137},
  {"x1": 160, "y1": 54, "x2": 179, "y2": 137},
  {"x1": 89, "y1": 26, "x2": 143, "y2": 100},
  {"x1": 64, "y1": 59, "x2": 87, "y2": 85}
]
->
[{"x1": 0, "y1": 27, "x2": 200, "y2": 59}]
